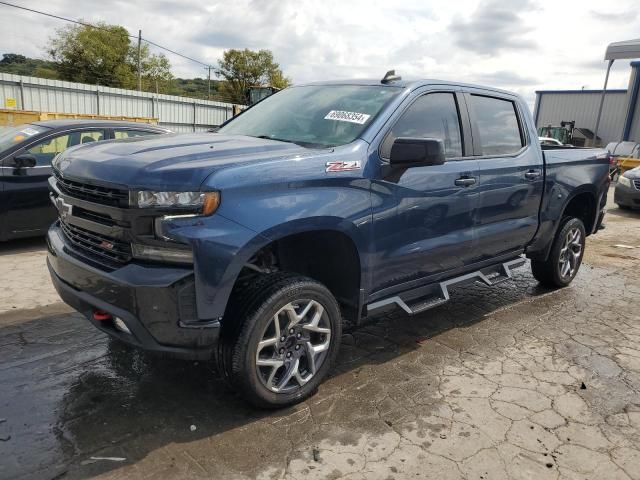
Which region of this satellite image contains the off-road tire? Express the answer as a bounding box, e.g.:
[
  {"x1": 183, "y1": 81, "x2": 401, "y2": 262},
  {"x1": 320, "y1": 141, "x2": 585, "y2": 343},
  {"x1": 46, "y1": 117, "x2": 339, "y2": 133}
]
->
[
  {"x1": 217, "y1": 273, "x2": 342, "y2": 409},
  {"x1": 531, "y1": 217, "x2": 586, "y2": 288}
]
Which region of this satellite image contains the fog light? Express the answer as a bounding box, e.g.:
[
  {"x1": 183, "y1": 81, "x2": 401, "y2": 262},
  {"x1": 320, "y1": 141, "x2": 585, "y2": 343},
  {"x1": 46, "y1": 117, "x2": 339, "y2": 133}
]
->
[
  {"x1": 113, "y1": 317, "x2": 131, "y2": 334},
  {"x1": 93, "y1": 309, "x2": 112, "y2": 321},
  {"x1": 131, "y1": 243, "x2": 193, "y2": 264}
]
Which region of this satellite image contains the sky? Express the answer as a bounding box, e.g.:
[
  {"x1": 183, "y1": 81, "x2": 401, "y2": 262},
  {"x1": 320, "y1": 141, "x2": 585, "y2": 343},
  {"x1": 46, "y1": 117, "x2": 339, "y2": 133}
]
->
[{"x1": 0, "y1": 0, "x2": 638, "y2": 107}]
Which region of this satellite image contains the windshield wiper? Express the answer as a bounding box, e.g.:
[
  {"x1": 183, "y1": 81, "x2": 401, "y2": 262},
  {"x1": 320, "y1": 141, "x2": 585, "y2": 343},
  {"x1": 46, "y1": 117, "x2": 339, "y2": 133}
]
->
[
  {"x1": 253, "y1": 135, "x2": 324, "y2": 148},
  {"x1": 254, "y1": 135, "x2": 297, "y2": 144}
]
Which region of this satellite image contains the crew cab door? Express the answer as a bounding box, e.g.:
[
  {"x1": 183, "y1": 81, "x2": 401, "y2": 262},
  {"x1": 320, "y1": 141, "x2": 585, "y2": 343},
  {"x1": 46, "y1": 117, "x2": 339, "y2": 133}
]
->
[
  {"x1": 465, "y1": 92, "x2": 544, "y2": 259},
  {"x1": 369, "y1": 90, "x2": 480, "y2": 294}
]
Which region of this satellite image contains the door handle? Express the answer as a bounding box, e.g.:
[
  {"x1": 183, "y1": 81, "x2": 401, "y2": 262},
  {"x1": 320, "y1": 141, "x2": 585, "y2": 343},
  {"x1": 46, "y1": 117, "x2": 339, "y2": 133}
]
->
[
  {"x1": 454, "y1": 177, "x2": 477, "y2": 187},
  {"x1": 524, "y1": 170, "x2": 541, "y2": 180}
]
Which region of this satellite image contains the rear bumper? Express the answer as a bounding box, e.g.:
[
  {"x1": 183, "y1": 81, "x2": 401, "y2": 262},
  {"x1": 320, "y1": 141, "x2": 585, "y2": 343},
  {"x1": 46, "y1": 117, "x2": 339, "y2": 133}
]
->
[
  {"x1": 614, "y1": 183, "x2": 640, "y2": 208},
  {"x1": 47, "y1": 223, "x2": 220, "y2": 360}
]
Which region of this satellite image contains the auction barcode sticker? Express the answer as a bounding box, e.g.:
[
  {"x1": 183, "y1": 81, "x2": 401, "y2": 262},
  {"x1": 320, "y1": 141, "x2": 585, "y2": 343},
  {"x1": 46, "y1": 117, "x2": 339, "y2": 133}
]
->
[{"x1": 324, "y1": 110, "x2": 371, "y2": 125}]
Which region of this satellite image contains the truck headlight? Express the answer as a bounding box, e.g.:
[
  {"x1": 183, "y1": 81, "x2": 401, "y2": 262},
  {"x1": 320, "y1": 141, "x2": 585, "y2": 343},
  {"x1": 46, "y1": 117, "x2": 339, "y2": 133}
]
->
[
  {"x1": 134, "y1": 191, "x2": 220, "y2": 215},
  {"x1": 619, "y1": 176, "x2": 632, "y2": 188}
]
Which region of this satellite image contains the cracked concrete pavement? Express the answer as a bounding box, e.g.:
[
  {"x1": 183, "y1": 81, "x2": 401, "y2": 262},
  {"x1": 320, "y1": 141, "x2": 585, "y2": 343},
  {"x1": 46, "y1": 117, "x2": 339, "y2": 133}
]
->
[{"x1": 1, "y1": 191, "x2": 640, "y2": 479}]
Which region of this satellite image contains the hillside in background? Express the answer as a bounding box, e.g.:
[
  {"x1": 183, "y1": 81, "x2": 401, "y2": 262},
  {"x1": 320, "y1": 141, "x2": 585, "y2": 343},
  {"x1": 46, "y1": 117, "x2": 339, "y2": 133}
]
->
[{"x1": 0, "y1": 53, "x2": 229, "y2": 102}]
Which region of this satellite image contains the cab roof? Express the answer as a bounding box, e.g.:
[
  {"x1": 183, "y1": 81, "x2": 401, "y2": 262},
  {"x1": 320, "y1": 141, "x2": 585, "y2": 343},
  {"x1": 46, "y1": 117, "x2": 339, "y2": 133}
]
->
[{"x1": 297, "y1": 78, "x2": 519, "y2": 98}]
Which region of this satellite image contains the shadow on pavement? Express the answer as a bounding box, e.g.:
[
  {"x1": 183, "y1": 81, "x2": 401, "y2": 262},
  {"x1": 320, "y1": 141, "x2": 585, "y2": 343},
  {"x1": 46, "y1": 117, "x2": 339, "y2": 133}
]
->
[
  {"x1": 0, "y1": 236, "x2": 47, "y2": 256},
  {"x1": 606, "y1": 205, "x2": 640, "y2": 219}
]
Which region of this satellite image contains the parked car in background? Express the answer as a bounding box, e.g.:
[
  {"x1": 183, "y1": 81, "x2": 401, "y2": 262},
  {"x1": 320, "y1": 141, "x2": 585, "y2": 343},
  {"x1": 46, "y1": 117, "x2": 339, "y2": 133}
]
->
[
  {"x1": 615, "y1": 166, "x2": 640, "y2": 209},
  {"x1": 0, "y1": 120, "x2": 170, "y2": 241}
]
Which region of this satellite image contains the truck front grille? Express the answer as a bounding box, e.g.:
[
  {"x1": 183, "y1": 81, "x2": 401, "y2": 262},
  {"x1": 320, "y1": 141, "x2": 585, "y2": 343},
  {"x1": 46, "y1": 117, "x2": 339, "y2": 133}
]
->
[
  {"x1": 634, "y1": 179, "x2": 640, "y2": 190},
  {"x1": 60, "y1": 220, "x2": 132, "y2": 264},
  {"x1": 54, "y1": 170, "x2": 129, "y2": 207}
]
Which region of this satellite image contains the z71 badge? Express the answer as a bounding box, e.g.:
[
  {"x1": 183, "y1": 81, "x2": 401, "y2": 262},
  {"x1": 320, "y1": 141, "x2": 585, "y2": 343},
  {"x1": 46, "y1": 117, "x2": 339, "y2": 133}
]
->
[{"x1": 325, "y1": 160, "x2": 361, "y2": 172}]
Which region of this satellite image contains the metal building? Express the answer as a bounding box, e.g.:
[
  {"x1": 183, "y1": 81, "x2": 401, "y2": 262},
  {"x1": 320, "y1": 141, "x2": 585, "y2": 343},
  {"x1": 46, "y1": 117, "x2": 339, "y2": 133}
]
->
[{"x1": 534, "y1": 61, "x2": 640, "y2": 146}]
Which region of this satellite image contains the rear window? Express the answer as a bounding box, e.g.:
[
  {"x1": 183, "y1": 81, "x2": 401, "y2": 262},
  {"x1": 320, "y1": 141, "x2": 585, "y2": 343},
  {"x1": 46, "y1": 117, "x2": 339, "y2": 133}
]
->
[
  {"x1": 114, "y1": 129, "x2": 158, "y2": 139},
  {"x1": 470, "y1": 95, "x2": 524, "y2": 155}
]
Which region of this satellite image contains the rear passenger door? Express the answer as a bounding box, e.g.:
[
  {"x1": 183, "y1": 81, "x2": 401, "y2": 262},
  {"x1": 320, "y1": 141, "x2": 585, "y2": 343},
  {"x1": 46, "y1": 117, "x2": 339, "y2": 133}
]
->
[{"x1": 467, "y1": 92, "x2": 544, "y2": 260}]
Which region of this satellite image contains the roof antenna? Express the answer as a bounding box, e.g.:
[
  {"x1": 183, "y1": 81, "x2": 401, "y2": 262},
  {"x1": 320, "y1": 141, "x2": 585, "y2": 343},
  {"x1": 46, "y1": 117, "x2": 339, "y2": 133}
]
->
[{"x1": 381, "y1": 70, "x2": 401, "y2": 84}]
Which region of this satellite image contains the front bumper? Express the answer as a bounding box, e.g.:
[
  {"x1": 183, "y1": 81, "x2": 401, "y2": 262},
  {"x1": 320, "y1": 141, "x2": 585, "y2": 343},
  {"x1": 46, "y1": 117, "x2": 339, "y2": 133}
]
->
[
  {"x1": 47, "y1": 223, "x2": 220, "y2": 360},
  {"x1": 614, "y1": 183, "x2": 640, "y2": 208}
]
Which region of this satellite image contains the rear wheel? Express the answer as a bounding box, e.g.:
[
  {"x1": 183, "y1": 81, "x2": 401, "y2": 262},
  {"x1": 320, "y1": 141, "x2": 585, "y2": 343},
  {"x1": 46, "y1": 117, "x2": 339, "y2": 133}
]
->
[
  {"x1": 531, "y1": 217, "x2": 586, "y2": 288},
  {"x1": 218, "y1": 273, "x2": 342, "y2": 408}
]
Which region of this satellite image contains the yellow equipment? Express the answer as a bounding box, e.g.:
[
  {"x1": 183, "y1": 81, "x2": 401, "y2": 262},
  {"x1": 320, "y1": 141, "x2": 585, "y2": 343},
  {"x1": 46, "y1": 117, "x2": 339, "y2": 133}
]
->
[
  {"x1": 617, "y1": 156, "x2": 640, "y2": 175},
  {"x1": 0, "y1": 108, "x2": 157, "y2": 128}
]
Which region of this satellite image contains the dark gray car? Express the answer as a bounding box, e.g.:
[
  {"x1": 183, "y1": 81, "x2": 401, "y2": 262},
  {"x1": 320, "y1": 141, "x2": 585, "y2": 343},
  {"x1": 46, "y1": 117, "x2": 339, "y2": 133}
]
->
[
  {"x1": 0, "y1": 120, "x2": 171, "y2": 240},
  {"x1": 615, "y1": 167, "x2": 640, "y2": 210}
]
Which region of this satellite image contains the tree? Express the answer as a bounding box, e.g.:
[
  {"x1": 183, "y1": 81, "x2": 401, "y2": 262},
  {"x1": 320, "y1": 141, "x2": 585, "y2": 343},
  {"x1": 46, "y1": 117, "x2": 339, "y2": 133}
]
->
[
  {"x1": 129, "y1": 44, "x2": 173, "y2": 93},
  {"x1": 47, "y1": 22, "x2": 172, "y2": 92},
  {"x1": 0, "y1": 53, "x2": 27, "y2": 65},
  {"x1": 0, "y1": 53, "x2": 59, "y2": 79},
  {"x1": 216, "y1": 49, "x2": 291, "y2": 104},
  {"x1": 48, "y1": 23, "x2": 132, "y2": 87}
]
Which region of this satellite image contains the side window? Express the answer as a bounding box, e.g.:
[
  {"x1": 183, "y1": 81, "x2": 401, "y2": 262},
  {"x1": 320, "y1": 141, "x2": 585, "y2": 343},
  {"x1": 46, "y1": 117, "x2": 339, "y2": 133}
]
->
[
  {"x1": 26, "y1": 130, "x2": 105, "y2": 166},
  {"x1": 469, "y1": 95, "x2": 524, "y2": 155},
  {"x1": 381, "y1": 93, "x2": 463, "y2": 160},
  {"x1": 114, "y1": 129, "x2": 156, "y2": 139}
]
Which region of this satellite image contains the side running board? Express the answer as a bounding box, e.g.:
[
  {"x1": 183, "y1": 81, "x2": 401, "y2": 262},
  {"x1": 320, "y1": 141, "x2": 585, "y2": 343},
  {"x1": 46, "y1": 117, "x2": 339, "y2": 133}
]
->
[{"x1": 366, "y1": 256, "x2": 526, "y2": 316}]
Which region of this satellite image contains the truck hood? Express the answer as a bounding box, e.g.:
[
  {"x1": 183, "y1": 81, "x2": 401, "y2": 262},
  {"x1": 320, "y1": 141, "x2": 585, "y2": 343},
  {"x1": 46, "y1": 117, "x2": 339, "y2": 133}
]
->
[{"x1": 54, "y1": 133, "x2": 311, "y2": 190}]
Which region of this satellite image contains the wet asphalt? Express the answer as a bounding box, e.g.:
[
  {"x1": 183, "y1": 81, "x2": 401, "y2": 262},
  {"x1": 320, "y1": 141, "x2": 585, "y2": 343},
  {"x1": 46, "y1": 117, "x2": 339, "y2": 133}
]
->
[
  {"x1": 1, "y1": 265, "x2": 553, "y2": 479},
  {"x1": 1, "y1": 198, "x2": 639, "y2": 479}
]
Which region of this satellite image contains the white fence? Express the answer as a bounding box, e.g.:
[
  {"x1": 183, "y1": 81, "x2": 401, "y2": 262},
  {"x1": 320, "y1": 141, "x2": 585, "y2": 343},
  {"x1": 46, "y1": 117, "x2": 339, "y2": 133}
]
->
[{"x1": 0, "y1": 73, "x2": 239, "y2": 132}]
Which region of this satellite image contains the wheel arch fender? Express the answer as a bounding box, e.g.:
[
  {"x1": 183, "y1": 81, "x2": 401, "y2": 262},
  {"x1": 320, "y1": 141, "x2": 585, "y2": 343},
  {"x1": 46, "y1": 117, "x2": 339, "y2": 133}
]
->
[{"x1": 218, "y1": 216, "x2": 367, "y2": 321}]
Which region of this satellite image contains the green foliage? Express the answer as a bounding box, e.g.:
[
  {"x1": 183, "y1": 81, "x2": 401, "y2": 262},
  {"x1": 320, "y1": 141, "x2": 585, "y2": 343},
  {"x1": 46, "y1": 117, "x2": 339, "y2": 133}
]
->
[
  {"x1": 48, "y1": 22, "x2": 132, "y2": 87},
  {"x1": 217, "y1": 49, "x2": 291, "y2": 104},
  {"x1": 1, "y1": 30, "x2": 292, "y2": 105},
  {"x1": 0, "y1": 53, "x2": 59, "y2": 79},
  {"x1": 46, "y1": 22, "x2": 173, "y2": 92}
]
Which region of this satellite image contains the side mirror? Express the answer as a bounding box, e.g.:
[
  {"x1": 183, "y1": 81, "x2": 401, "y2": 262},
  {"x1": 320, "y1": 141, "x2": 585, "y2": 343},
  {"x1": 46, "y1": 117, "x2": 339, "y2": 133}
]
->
[
  {"x1": 390, "y1": 137, "x2": 445, "y2": 167},
  {"x1": 14, "y1": 153, "x2": 37, "y2": 168}
]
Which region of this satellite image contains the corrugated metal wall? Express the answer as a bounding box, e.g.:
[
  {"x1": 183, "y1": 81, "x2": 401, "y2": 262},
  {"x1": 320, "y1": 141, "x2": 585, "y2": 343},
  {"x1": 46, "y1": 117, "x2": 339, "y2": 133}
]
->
[
  {"x1": 0, "y1": 73, "x2": 237, "y2": 132},
  {"x1": 534, "y1": 90, "x2": 628, "y2": 145},
  {"x1": 629, "y1": 96, "x2": 640, "y2": 143}
]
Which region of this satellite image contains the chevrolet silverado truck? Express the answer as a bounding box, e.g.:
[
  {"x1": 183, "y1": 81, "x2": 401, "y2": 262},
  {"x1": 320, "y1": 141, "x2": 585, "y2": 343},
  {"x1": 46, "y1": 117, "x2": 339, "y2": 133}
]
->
[{"x1": 47, "y1": 74, "x2": 610, "y2": 408}]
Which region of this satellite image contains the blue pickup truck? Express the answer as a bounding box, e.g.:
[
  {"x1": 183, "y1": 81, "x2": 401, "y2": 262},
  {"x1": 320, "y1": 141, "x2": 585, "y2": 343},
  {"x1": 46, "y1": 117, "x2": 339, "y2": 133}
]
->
[{"x1": 47, "y1": 74, "x2": 610, "y2": 408}]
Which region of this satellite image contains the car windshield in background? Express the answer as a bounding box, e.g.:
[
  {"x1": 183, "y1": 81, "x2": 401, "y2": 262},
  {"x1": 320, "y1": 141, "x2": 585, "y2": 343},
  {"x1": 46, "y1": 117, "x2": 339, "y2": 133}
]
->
[
  {"x1": 219, "y1": 85, "x2": 401, "y2": 147},
  {"x1": 0, "y1": 124, "x2": 50, "y2": 153}
]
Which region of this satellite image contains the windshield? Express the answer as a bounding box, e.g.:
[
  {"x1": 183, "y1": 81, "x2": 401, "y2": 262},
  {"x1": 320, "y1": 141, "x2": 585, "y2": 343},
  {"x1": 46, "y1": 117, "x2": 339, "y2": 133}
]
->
[
  {"x1": 219, "y1": 85, "x2": 401, "y2": 147},
  {"x1": 0, "y1": 124, "x2": 50, "y2": 153}
]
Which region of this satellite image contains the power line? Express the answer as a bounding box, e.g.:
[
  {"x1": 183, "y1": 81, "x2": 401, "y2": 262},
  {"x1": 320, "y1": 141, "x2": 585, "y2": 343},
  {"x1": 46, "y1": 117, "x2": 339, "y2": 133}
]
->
[
  {"x1": 0, "y1": 1, "x2": 214, "y2": 68},
  {"x1": 143, "y1": 38, "x2": 212, "y2": 68}
]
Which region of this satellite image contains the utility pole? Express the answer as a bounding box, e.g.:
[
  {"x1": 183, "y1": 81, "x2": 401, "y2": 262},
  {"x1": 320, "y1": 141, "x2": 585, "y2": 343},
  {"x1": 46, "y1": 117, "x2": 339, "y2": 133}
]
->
[
  {"x1": 205, "y1": 66, "x2": 212, "y2": 100},
  {"x1": 137, "y1": 30, "x2": 142, "y2": 92}
]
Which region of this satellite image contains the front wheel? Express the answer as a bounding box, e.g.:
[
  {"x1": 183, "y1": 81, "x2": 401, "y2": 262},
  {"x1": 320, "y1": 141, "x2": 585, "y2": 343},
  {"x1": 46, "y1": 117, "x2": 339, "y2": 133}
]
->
[
  {"x1": 218, "y1": 273, "x2": 342, "y2": 409},
  {"x1": 531, "y1": 217, "x2": 586, "y2": 288}
]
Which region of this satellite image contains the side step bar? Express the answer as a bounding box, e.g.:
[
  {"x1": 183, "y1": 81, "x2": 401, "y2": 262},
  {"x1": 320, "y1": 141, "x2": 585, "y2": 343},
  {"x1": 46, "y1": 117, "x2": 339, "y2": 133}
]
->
[{"x1": 366, "y1": 256, "x2": 527, "y2": 316}]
